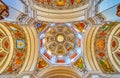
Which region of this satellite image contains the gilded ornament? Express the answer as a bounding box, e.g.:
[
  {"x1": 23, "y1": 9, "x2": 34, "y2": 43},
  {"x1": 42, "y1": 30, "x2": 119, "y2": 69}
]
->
[{"x1": 55, "y1": 0, "x2": 66, "y2": 6}]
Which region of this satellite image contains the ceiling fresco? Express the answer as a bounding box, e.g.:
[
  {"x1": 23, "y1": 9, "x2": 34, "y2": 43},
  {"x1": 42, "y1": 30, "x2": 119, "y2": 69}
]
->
[
  {"x1": 34, "y1": 0, "x2": 88, "y2": 10},
  {"x1": 0, "y1": 0, "x2": 120, "y2": 78}
]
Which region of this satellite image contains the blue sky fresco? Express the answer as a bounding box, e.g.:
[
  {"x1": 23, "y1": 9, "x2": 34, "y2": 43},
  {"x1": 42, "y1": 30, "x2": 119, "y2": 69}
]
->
[
  {"x1": 99, "y1": 0, "x2": 120, "y2": 12},
  {"x1": 98, "y1": 0, "x2": 120, "y2": 21},
  {"x1": 3, "y1": 0, "x2": 24, "y2": 21},
  {"x1": 102, "y1": 5, "x2": 120, "y2": 21},
  {"x1": 3, "y1": 0, "x2": 24, "y2": 12}
]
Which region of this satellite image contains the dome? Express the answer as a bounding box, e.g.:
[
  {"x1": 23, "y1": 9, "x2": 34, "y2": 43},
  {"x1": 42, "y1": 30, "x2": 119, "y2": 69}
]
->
[
  {"x1": 39, "y1": 22, "x2": 83, "y2": 64},
  {"x1": 45, "y1": 26, "x2": 76, "y2": 56}
]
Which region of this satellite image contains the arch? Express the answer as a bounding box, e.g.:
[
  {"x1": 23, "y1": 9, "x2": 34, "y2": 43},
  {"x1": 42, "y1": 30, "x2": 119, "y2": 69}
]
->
[{"x1": 37, "y1": 66, "x2": 81, "y2": 78}]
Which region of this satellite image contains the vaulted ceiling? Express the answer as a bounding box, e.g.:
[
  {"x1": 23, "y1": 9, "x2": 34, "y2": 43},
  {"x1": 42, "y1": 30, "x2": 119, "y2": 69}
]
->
[{"x1": 0, "y1": 0, "x2": 120, "y2": 78}]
